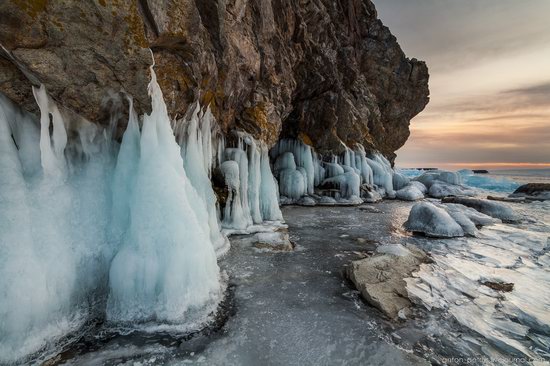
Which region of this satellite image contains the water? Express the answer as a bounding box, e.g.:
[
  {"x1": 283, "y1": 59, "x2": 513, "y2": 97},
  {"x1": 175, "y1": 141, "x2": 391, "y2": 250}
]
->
[
  {"x1": 488, "y1": 169, "x2": 550, "y2": 185},
  {"x1": 398, "y1": 168, "x2": 550, "y2": 194}
]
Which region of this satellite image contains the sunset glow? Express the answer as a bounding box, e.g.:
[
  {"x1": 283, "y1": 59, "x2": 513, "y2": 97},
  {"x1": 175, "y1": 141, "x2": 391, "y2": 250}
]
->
[{"x1": 375, "y1": 0, "x2": 550, "y2": 170}]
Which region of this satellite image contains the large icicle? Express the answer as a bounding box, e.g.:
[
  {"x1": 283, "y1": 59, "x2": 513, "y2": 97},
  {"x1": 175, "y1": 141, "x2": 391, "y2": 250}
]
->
[
  {"x1": 259, "y1": 145, "x2": 283, "y2": 221},
  {"x1": 107, "y1": 66, "x2": 222, "y2": 324},
  {"x1": 179, "y1": 104, "x2": 229, "y2": 256}
]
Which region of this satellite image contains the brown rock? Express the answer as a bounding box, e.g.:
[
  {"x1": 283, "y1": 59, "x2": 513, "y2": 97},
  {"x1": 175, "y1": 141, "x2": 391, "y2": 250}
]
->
[
  {"x1": 346, "y1": 245, "x2": 428, "y2": 319},
  {"x1": 0, "y1": 0, "x2": 429, "y2": 158}
]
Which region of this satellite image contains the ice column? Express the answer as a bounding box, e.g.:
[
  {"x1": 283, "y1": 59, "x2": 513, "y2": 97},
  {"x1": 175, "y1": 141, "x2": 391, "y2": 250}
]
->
[
  {"x1": 107, "y1": 66, "x2": 222, "y2": 323},
  {"x1": 179, "y1": 104, "x2": 229, "y2": 255}
]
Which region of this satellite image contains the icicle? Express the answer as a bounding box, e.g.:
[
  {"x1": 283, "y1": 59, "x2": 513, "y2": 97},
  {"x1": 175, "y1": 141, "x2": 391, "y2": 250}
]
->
[
  {"x1": 259, "y1": 145, "x2": 283, "y2": 221},
  {"x1": 224, "y1": 147, "x2": 253, "y2": 227},
  {"x1": 107, "y1": 64, "x2": 221, "y2": 324},
  {"x1": 179, "y1": 104, "x2": 229, "y2": 256}
]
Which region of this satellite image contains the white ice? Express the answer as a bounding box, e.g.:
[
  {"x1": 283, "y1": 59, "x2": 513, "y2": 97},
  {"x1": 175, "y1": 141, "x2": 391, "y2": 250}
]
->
[{"x1": 107, "y1": 66, "x2": 222, "y2": 324}]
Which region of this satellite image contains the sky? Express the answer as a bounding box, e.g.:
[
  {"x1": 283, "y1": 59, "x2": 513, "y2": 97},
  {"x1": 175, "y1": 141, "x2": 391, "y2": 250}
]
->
[{"x1": 374, "y1": 0, "x2": 550, "y2": 170}]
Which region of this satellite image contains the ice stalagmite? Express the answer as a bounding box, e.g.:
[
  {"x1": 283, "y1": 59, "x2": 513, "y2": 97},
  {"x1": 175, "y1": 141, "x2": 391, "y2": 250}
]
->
[
  {"x1": 179, "y1": 104, "x2": 229, "y2": 256},
  {"x1": 259, "y1": 145, "x2": 283, "y2": 221},
  {"x1": 223, "y1": 147, "x2": 254, "y2": 228},
  {"x1": 0, "y1": 90, "x2": 88, "y2": 363},
  {"x1": 107, "y1": 66, "x2": 222, "y2": 324}
]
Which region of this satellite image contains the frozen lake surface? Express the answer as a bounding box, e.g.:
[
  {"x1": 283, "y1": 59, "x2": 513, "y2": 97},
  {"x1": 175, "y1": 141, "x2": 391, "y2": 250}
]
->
[{"x1": 51, "y1": 199, "x2": 549, "y2": 365}]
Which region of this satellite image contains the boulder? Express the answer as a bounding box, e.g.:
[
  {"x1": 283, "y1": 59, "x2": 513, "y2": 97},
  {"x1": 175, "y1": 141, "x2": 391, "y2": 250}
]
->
[
  {"x1": 346, "y1": 244, "x2": 428, "y2": 319},
  {"x1": 441, "y1": 197, "x2": 520, "y2": 223},
  {"x1": 414, "y1": 170, "x2": 462, "y2": 189},
  {"x1": 428, "y1": 181, "x2": 477, "y2": 198},
  {"x1": 396, "y1": 184, "x2": 424, "y2": 201},
  {"x1": 510, "y1": 183, "x2": 550, "y2": 201},
  {"x1": 404, "y1": 202, "x2": 464, "y2": 238}
]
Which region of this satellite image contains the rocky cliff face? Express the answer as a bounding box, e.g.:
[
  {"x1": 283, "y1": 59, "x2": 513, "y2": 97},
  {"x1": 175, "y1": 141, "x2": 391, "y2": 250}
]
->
[{"x1": 0, "y1": 0, "x2": 429, "y2": 161}]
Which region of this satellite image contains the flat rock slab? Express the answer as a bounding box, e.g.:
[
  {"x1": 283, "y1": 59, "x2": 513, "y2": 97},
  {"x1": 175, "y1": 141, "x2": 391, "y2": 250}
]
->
[{"x1": 346, "y1": 245, "x2": 428, "y2": 319}]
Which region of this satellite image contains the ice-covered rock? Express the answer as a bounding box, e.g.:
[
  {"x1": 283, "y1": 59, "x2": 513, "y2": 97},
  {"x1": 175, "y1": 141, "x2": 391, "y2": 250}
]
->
[
  {"x1": 395, "y1": 184, "x2": 424, "y2": 201},
  {"x1": 346, "y1": 245, "x2": 428, "y2": 319},
  {"x1": 317, "y1": 196, "x2": 337, "y2": 205},
  {"x1": 510, "y1": 183, "x2": 550, "y2": 201},
  {"x1": 404, "y1": 202, "x2": 464, "y2": 238},
  {"x1": 409, "y1": 181, "x2": 428, "y2": 194},
  {"x1": 253, "y1": 231, "x2": 293, "y2": 251},
  {"x1": 296, "y1": 196, "x2": 316, "y2": 206},
  {"x1": 362, "y1": 188, "x2": 383, "y2": 203},
  {"x1": 393, "y1": 171, "x2": 410, "y2": 191},
  {"x1": 428, "y1": 181, "x2": 477, "y2": 198},
  {"x1": 442, "y1": 197, "x2": 520, "y2": 223},
  {"x1": 414, "y1": 170, "x2": 462, "y2": 188},
  {"x1": 320, "y1": 171, "x2": 361, "y2": 201}
]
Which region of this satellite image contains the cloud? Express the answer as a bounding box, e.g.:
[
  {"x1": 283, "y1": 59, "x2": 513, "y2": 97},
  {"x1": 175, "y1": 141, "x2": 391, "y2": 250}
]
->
[{"x1": 374, "y1": 0, "x2": 550, "y2": 72}]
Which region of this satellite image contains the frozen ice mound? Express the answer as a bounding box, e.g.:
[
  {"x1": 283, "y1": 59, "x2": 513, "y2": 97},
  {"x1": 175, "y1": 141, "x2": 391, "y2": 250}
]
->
[
  {"x1": 396, "y1": 184, "x2": 424, "y2": 201},
  {"x1": 404, "y1": 202, "x2": 465, "y2": 238},
  {"x1": 393, "y1": 171, "x2": 411, "y2": 191},
  {"x1": 428, "y1": 181, "x2": 477, "y2": 198},
  {"x1": 442, "y1": 197, "x2": 520, "y2": 223},
  {"x1": 414, "y1": 170, "x2": 462, "y2": 188}
]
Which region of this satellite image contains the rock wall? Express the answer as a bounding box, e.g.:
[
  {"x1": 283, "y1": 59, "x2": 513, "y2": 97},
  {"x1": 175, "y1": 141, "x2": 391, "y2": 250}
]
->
[{"x1": 0, "y1": 0, "x2": 429, "y2": 161}]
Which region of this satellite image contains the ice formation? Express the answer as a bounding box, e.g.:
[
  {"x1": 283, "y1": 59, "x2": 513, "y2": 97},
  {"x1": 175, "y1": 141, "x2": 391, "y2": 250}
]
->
[
  {"x1": 0, "y1": 88, "x2": 114, "y2": 363},
  {"x1": 414, "y1": 170, "x2": 462, "y2": 188},
  {"x1": 395, "y1": 184, "x2": 424, "y2": 201},
  {"x1": 428, "y1": 181, "x2": 477, "y2": 198},
  {"x1": 106, "y1": 67, "x2": 222, "y2": 324},
  {"x1": 176, "y1": 104, "x2": 229, "y2": 255},
  {"x1": 405, "y1": 200, "x2": 550, "y2": 359},
  {"x1": 269, "y1": 139, "x2": 395, "y2": 204},
  {"x1": 366, "y1": 154, "x2": 395, "y2": 197},
  {"x1": 220, "y1": 132, "x2": 283, "y2": 231},
  {"x1": 0, "y1": 61, "x2": 286, "y2": 362},
  {"x1": 441, "y1": 197, "x2": 519, "y2": 223},
  {"x1": 404, "y1": 202, "x2": 465, "y2": 238}
]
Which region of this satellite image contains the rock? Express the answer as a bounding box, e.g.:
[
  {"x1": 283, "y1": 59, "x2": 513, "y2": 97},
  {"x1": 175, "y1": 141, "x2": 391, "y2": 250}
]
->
[
  {"x1": 510, "y1": 183, "x2": 550, "y2": 201},
  {"x1": 392, "y1": 172, "x2": 410, "y2": 191},
  {"x1": 296, "y1": 196, "x2": 316, "y2": 206},
  {"x1": 404, "y1": 202, "x2": 464, "y2": 238},
  {"x1": 396, "y1": 184, "x2": 424, "y2": 201},
  {"x1": 317, "y1": 196, "x2": 337, "y2": 205},
  {"x1": 482, "y1": 281, "x2": 514, "y2": 292},
  {"x1": 346, "y1": 244, "x2": 428, "y2": 319},
  {"x1": 428, "y1": 181, "x2": 477, "y2": 198},
  {"x1": 435, "y1": 202, "x2": 499, "y2": 236},
  {"x1": 487, "y1": 195, "x2": 527, "y2": 203},
  {"x1": 253, "y1": 231, "x2": 293, "y2": 252},
  {"x1": 0, "y1": 0, "x2": 428, "y2": 158},
  {"x1": 441, "y1": 197, "x2": 520, "y2": 223},
  {"x1": 358, "y1": 205, "x2": 382, "y2": 214},
  {"x1": 362, "y1": 189, "x2": 383, "y2": 203}
]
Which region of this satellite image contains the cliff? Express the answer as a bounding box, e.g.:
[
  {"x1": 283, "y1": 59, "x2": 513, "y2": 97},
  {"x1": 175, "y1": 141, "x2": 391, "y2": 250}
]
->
[{"x1": 0, "y1": 0, "x2": 429, "y2": 161}]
